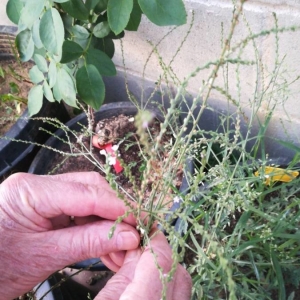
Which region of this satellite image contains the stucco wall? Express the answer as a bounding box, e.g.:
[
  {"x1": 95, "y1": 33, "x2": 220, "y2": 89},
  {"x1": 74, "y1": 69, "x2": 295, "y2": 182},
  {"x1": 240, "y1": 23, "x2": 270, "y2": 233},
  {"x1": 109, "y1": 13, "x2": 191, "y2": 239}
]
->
[{"x1": 112, "y1": 0, "x2": 300, "y2": 152}]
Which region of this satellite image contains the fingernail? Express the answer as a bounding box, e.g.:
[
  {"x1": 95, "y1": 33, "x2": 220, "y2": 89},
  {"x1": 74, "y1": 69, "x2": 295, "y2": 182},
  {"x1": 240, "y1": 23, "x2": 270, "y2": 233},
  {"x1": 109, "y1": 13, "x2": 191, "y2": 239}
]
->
[{"x1": 117, "y1": 231, "x2": 140, "y2": 250}]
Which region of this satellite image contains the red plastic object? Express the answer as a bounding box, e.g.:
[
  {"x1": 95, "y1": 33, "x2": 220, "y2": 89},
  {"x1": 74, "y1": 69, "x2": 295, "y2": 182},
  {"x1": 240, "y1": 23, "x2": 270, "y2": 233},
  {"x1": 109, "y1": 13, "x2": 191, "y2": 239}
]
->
[{"x1": 92, "y1": 136, "x2": 123, "y2": 173}]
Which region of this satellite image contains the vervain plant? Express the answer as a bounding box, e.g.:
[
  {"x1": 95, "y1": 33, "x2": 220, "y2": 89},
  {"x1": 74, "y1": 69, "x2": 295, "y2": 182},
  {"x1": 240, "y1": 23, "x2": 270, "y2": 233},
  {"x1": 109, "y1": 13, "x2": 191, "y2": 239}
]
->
[
  {"x1": 6, "y1": 0, "x2": 187, "y2": 116},
  {"x1": 6, "y1": 0, "x2": 300, "y2": 299}
]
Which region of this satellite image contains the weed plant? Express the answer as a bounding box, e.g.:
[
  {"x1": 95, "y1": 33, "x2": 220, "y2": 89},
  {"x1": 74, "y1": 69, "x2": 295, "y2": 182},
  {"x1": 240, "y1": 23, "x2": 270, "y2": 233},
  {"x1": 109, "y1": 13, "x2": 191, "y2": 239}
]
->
[
  {"x1": 4, "y1": 0, "x2": 300, "y2": 299},
  {"x1": 0, "y1": 32, "x2": 29, "y2": 130}
]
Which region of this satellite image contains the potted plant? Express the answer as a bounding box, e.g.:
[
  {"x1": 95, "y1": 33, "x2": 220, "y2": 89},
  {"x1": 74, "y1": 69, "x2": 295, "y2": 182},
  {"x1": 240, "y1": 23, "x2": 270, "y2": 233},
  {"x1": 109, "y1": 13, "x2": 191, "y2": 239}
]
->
[
  {"x1": 5, "y1": 0, "x2": 187, "y2": 117},
  {"x1": 26, "y1": 97, "x2": 191, "y2": 296},
  {"x1": 0, "y1": 26, "x2": 70, "y2": 180},
  {"x1": 5, "y1": 0, "x2": 190, "y2": 297},
  {"x1": 8, "y1": 0, "x2": 300, "y2": 299}
]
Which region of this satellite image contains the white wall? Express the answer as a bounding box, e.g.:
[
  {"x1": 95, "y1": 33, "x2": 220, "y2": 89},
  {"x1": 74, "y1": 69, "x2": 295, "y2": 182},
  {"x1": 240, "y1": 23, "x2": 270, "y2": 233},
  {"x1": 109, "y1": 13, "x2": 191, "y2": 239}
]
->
[{"x1": 113, "y1": 0, "x2": 300, "y2": 149}]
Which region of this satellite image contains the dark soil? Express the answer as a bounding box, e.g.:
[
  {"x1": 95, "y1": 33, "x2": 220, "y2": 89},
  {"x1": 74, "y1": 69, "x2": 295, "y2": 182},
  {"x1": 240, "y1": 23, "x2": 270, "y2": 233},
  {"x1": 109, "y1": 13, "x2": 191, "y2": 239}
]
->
[{"x1": 48, "y1": 113, "x2": 182, "y2": 206}]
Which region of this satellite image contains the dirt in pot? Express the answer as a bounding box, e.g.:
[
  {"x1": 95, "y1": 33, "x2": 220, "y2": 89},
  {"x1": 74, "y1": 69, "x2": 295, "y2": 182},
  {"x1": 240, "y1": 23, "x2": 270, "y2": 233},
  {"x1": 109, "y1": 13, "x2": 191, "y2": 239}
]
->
[
  {"x1": 0, "y1": 59, "x2": 33, "y2": 135},
  {"x1": 48, "y1": 113, "x2": 183, "y2": 207}
]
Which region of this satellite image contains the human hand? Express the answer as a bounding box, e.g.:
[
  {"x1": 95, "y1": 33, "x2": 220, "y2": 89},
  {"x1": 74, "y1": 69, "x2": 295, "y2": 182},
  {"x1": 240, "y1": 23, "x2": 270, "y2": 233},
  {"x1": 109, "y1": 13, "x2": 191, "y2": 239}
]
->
[
  {"x1": 0, "y1": 172, "x2": 140, "y2": 299},
  {"x1": 97, "y1": 231, "x2": 192, "y2": 300}
]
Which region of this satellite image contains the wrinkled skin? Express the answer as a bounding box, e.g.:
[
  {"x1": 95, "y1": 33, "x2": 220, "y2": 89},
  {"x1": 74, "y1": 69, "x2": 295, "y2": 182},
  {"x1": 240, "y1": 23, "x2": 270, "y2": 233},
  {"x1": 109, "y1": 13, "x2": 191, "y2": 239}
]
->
[{"x1": 0, "y1": 172, "x2": 192, "y2": 299}]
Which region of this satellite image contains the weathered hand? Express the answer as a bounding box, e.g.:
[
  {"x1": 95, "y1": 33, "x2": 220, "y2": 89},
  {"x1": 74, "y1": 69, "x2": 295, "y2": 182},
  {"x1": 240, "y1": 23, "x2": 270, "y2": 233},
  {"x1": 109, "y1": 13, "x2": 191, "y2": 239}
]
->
[
  {"x1": 97, "y1": 231, "x2": 192, "y2": 300},
  {"x1": 0, "y1": 172, "x2": 140, "y2": 299}
]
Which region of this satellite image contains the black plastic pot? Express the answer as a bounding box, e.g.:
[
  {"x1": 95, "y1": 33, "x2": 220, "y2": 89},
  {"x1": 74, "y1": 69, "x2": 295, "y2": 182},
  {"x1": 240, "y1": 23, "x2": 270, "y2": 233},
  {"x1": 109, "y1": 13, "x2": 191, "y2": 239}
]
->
[
  {"x1": 0, "y1": 26, "x2": 70, "y2": 180},
  {"x1": 29, "y1": 101, "x2": 167, "y2": 272},
  {"x1": 29, "y1": 101, "x2": 193, "y2": 271},
  {"x1": 34, "y1": 274, "x2": 64, "y2": 300}
]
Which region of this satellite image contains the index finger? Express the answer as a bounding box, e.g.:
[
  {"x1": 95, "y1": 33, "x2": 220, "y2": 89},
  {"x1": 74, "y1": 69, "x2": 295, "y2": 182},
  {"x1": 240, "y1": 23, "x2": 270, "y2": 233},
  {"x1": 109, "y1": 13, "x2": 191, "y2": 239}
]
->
[{"x1": 1, "y1": 172, "x2": 138, "y2": 228}]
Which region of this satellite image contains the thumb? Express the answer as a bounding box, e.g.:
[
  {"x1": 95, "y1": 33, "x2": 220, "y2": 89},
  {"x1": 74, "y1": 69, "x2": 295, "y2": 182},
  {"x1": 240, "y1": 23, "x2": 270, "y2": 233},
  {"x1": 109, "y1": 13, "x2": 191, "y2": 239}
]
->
[
  {"x1": 33, "y1": 220, "x2": 140, "y2": 271},
  {"x1": 95, "y1": 249, "x2": 142, "y2": 300}
]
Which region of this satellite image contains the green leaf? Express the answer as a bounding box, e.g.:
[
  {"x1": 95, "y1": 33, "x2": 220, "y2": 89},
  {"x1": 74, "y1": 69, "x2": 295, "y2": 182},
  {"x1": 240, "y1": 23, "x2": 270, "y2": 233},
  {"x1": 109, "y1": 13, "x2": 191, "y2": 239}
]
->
[
  {"x1": 29, "y1": 65, "x2": 44, "y2": 84},
  {"x1": 34, "y1": 47, "x2": 47, "y2": 58},
  {"x1": 61, "y1": 40, "x2": 84, "y2": 63},
  {"x1": 92, "y1": 37, "x2": 114, "y2": 58},
  {"x1": 85, "y1": 48, "x2": 116, "y2": 76},
  {"x1": 43, "y1": 80, "x2": 54, "y2": 102},
  {"x1": 126, "y1": 0, "x2": 142, "y2": 31},
  {"x1": 107, "y1": 0, "x2": 133, "y2": 35},
  {"x1": 19, "y1": 0, "x2": 45, "y2": 29},
  {"x1": 40, "y1": 8, "x2": 64, "y2": 56},
  {"x1": 71, "y1": 25, "x2": 90, "y2": 39},
  {"x1": 70, "y1": 25, "x2": 90, "y2": 49},
  {"x1": 28, "y1": 85, "x2": 44, "y2": 116},
  {"x1": 94, "y1": 0, "x2": 108, "y2": 14},
  {"x1": 85, "y1": 0, "x2": 101, "y2": 11},
  {"x1": 57, "y1": 67, "x2": 78, "y2": 107},
  {"x1": 32, "y1": 19, "x2": 44, "y2": 49},
  {"x1": 76, "y1": 65, "x2": 105, "y2": 110},
  {"x1": 9, "y1": 82, "x2": 19, "y2": 94},
  {"x1": 15, "y1": 29, "x2": 35, "y2": 62},
  {"x1": 54, "y1": 0, "x2": 69, "y2": 2},
  {"x1": 48, "y1": 60, "x2": 57, "y2": 88},
  {"x1": 34, "y1": 54, "x2": 48, "y2": 72},
  {"x1": 271, "y1": 249, "x2": 286, "y2": 300},
  {"x1": 61, "y1": 13, "x2": 74, "y2": 33},
  {"x1": 6, "y1": 0, "x2": 23, "y2": 25},
  {"x1": 53, "y1": 81, "x2": 62, "y2": 101},
  {"x1": 138, "y1": 0, "x2": 186, "y2": 26},
  {"x1": 0, "y1": 67, "x2": 4, "y2": 78},
  {"x1": 93, "y1": 21, "x2": 111, "y2": 38},
  {"x1": 61, "y1": 0, "x2": 89, "y2": 21}
]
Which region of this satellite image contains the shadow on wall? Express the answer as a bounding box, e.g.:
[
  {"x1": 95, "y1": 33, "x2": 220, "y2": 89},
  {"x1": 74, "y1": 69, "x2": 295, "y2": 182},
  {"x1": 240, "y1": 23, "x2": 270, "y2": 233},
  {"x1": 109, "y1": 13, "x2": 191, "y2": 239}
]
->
[{"x1": 104, "y1": 68, "x2": 299, "y2": 164}]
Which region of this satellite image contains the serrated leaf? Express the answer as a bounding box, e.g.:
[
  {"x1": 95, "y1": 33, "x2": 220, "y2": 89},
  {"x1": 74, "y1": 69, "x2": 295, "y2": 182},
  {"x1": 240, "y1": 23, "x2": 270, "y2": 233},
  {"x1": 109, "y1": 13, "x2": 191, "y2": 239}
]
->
[
  {"x1": 29, "y1": 65, "x2": 44, "y2": 84},
  {"x1": 76, "y1": 65, "x2": 105, "y2": 110},
  {"x1": 107, "y1": 0, "x2": 133, "y2": 35},
  {"x1": 48, "y1": 60, "x2": 57, "y2": 88},
  {"x1": 43, "y1": 80, "x2": 54, "y2": 102},
  {"x1": 32, "y1": 19, "x2": 44, "y2": 49},
  {"x1": 34, "y1": 54, "x2": 48, "y2": 72},
  {"x1": 19, "y1": 0, "x2": 45, "y2": 29},
  {"x1": 126, "y1": 0, "x2": 142, "y2": 31},
  {"x1": 16, "y1": 29, "x2": 35, "y2": 62},
  {"x1": 40, "y1": 8, "x2": 64, "y2": 56},
  {"x1": 28, "y1": 85, "x2": 44, "y2": 116},
  {"x1": 85, "y1": 48, "x2": 116, "y2": 76},
  {"x1": 138, "y1": 0, "x2": 186, "y2": 26},
  {"x1": 93, "y1": 21, "x2": 111, "y2": 38},
  {"x1": 61, "y1": 40, "x2": 84, "y2": 63},
  {"x1": 57, "y1": 68, "x2": 78, "y2": 107},
  {"x1": 61, "y1": 0, "x2": 89, "y2": 20},
  {"x1": 6, "y1": 0, "x2": 23, "y2": 25}
]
